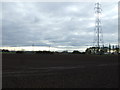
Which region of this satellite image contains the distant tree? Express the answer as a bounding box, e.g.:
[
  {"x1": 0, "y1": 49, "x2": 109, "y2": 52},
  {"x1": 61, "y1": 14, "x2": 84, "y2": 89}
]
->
[
  {"x1": 35, "y1": 51, "x2": 43, "y2": 54},
  {"x1": 111, "y1": 45, "x2": 115, "y2": 54},
  {"x1": 35, "y1": 51, "x2": 53, "y2": 54},
  {"x1": 99, "y1": 49, "x2": 105, "y2": 55},
  {"x1": 42, "y1": 51, "x2": 53, "y2": 54},
  {"x1": 80, "y1": 52, "x2": 85, "y2": 54},
  {"x1": 16, "y1": 51, "x2": 24, "y2": 54},
  {"x1": 62, "y1": 50, "x2": 68, "y2": 53},
  {"x1": 2, "y1": 49, "x2": 9, "y2": 52},
  {"x1": 112, "y1": 45, "x2": 115, "y2": 51},
  {"x1": 72, "y1": 50, "x2": 80, "y2": 54},
  {"x1": 102, "y1": 45, "x2": 104, "y2": 48},
  {"x1": 85, "y1": 48, "x2": 91, "y2": 54},
  {"x1": 108, "y1": 44, "x2": 111, "y2": 54}
]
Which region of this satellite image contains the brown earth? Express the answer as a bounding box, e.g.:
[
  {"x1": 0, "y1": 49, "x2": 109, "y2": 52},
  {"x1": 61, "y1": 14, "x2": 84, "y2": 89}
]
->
[{"x1": 2, "y1": 54, "x2": 119, "y2": 88}]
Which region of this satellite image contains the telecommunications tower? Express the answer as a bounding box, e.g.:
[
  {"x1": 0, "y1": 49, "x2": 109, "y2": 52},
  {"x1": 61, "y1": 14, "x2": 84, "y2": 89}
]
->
[{"x1": 93, "y1": 2, "x2": 104, "y2": 50}]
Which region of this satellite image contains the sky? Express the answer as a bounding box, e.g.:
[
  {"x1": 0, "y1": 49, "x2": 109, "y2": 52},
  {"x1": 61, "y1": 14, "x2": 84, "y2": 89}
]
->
[{"x1": 1, "y1": 2, "x2": 118, "y2": 51}]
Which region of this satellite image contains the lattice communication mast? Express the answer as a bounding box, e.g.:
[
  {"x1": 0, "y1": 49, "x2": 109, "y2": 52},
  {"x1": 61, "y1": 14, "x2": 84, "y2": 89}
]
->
[{"x1": 93, "y1": 2, "x2": 104, "y2": 49}]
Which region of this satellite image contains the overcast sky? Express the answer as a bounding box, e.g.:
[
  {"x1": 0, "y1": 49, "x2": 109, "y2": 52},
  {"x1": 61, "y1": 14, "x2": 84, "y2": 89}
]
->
[{"x1": 1, "y1": 2, "x2": 118, "y2": 51}]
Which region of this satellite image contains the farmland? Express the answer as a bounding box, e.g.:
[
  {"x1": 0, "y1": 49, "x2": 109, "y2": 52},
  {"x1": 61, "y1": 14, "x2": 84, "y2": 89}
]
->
[{"x1": 2, "y1": 54, "x2": 119, "y2": 88}]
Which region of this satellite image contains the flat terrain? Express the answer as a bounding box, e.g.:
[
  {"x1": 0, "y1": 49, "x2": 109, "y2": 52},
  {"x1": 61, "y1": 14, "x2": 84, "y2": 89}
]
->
[{"x1": 2, "y1": 54, "x2": 119, "y2": 88}]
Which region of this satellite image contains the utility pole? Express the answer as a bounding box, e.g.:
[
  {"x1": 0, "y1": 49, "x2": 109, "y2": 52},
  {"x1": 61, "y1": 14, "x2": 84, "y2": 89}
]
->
[{"x1": 32, "y1": 43, "x2": 34, "y2": 52}]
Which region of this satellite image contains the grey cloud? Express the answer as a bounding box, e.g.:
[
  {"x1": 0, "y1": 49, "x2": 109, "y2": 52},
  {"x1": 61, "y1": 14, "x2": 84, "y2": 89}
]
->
[{"x1": 2, "y1": 2, "x2": 118, "y2": 49}]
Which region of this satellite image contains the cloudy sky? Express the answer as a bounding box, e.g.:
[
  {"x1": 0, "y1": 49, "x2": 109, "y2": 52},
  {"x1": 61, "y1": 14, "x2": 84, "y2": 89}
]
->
[{"x1": 1, "y1": 2, "x2": 118, "y2": 51}]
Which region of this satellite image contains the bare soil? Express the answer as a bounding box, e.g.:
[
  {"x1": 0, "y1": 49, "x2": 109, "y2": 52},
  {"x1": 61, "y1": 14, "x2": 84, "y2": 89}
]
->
[{"x1": 2, "y1": 54, "x2": 119, "y2": 88}]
